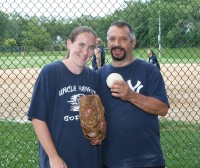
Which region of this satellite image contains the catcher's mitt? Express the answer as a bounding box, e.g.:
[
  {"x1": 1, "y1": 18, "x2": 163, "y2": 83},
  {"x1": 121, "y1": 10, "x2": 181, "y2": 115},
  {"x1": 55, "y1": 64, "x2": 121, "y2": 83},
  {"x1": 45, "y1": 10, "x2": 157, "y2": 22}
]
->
[{"x1": 79, "y1": 94, "x2": 106, "y2": 145}]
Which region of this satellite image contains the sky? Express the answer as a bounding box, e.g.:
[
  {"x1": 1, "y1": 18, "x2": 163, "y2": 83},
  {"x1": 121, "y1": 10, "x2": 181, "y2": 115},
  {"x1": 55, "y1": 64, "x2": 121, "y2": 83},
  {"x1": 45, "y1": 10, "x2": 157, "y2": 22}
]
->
[{"x1": 0, "y1": 0, "x2": 127, "y2": 18}]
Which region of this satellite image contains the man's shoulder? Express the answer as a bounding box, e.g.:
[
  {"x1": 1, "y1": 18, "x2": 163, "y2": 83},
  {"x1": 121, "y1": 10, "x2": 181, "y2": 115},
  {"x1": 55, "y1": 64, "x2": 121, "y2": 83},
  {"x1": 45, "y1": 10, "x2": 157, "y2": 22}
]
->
[
  {"x1": 96, "y1": 45, "x2": 104, "y2": 50},
  {"x1": 95, "y1": 47, "x2": 101, "y2": 52},
  {"x1": 97, "y1": 64, "x2": 110, "y2": 74}
]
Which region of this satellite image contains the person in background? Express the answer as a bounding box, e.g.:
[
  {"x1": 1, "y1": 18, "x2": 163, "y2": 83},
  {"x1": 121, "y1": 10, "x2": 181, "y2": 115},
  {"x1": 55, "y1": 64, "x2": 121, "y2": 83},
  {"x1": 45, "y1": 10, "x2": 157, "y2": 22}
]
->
[
  {"x1": 92, "y1": 37, "x2": 105, "y2": 71},
  {"x1": 28, "y1": 26, "x2": 102, "y2": 168},
  {"x1": 148, "y1": 49, "x2": 161, "y2": 70},
  {"x1": 98, "y1": 20, "x2": 169, "y2": 168}
]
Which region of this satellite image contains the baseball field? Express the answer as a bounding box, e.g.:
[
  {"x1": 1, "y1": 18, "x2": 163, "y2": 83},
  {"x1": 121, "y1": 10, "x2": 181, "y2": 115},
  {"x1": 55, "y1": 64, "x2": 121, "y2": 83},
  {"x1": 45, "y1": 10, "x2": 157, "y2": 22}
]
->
[{"x1": 0, "y1": 63, "x2": 199, "y2": 123}]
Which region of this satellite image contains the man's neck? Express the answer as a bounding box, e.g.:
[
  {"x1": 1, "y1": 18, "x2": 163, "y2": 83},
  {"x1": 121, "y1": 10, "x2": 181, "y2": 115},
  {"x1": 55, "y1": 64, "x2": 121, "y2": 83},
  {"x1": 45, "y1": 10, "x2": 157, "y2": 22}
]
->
[{"x1": 112, "y1": 56, "x2": 136, "y2": 67}]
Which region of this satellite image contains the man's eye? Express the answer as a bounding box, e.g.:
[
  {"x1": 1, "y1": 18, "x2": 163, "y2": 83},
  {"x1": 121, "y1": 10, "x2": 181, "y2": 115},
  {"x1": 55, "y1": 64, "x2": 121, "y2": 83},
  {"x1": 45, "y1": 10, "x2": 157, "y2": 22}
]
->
[
  {"x1": 109, "y1": 38, "x2": 115, "y2": 42},
  {"x1": 121, "y1": 38, "x2": 127, "y2": 41}
]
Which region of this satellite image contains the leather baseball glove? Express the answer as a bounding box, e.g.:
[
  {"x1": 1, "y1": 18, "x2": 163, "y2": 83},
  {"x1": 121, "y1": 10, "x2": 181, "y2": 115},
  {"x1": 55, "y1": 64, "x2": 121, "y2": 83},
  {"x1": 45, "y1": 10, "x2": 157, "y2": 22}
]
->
[{"x1": 79, "y1": 94, "x2": 106, "y2": 145}]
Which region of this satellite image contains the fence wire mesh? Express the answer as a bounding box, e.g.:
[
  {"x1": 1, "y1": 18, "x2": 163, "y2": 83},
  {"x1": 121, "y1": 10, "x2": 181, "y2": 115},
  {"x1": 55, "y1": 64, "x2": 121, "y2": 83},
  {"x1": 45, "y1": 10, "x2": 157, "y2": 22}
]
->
[{"x1": 0, "y1": 0, "x2": 199, "y2": 167}]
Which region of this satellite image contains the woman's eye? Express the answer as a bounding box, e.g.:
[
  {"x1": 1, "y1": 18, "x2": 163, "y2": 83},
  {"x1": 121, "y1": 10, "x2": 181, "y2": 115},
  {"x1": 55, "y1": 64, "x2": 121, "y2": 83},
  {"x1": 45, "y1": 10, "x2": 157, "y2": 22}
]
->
[
  {"x1": 89, "y1": 46, "x2": 95, "y2": 50},
  {"x1": 79, "y1": 43, "x2": 84, "y2": 47}
]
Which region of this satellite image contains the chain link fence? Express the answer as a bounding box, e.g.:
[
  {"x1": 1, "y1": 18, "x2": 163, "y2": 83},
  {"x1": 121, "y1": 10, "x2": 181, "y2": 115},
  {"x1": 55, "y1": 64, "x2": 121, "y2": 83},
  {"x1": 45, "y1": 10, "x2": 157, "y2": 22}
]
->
[{"x1": 0, "y1": 0, "x2": 199, "y2": 167}]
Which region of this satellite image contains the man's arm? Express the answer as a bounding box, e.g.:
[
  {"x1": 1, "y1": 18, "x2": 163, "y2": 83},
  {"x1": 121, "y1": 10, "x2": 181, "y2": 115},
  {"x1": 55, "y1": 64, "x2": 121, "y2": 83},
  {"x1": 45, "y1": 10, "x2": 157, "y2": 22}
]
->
[
  {"x1": 32, "y1": 118, "x2": 68, "y2": 168},
  {"x1": 94, "y1": 48, "x2": 101, "y2": 69},
  {"x1": 110, "y1": 81, "x2": 169, "y2": 116}
]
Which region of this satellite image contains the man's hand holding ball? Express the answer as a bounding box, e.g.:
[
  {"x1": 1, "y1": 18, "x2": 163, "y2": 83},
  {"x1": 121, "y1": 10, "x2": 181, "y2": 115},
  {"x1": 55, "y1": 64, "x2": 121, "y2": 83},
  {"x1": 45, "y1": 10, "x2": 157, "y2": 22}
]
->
[
  {"x1": 106, "y1": 73, "x2": 124, "y2": 88},
  {"x1": 106, "y1": 73, "x2": 133, "y2": 101}
]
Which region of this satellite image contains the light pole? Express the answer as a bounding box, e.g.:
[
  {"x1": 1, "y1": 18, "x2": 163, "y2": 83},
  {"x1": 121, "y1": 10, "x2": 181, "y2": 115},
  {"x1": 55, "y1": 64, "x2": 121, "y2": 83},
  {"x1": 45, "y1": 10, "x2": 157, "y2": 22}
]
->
[{"x1": 158, "y1": 0, "x2": 161, "y2": 58}]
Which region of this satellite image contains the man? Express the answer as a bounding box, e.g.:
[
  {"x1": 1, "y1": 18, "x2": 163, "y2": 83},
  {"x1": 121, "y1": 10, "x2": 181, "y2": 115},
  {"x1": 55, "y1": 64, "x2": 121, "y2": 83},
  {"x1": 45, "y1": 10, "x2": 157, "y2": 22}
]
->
[
  {"x1": 98, "y1": 21, "x2": 169, "y2": 168},
  {"x1": 92, "y1": 38, "x2": 105, "y2": 71}
]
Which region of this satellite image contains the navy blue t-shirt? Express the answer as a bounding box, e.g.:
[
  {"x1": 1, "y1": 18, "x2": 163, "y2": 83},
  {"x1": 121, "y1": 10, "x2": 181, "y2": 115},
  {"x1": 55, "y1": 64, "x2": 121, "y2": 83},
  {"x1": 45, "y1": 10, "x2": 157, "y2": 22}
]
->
[
  {"x1": 97, "y1": 59, "x2": 169, "y2": 168},
  {"x1": 28, "y1": 61, "x2": 101, "y2": 168}
]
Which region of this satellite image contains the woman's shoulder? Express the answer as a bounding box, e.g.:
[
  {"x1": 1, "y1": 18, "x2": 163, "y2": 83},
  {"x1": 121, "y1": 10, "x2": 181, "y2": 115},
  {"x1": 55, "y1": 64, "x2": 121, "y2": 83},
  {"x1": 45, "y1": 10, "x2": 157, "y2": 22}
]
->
[
  {"x1": 84, "y1": 66, "x2": 98, "y2": 75},
  {"x1": 44, "y1": 60, "x2": 62, "y2": 68},
  {"x1": 40, "y1": 61, "x2": 64, "y2": 76}
]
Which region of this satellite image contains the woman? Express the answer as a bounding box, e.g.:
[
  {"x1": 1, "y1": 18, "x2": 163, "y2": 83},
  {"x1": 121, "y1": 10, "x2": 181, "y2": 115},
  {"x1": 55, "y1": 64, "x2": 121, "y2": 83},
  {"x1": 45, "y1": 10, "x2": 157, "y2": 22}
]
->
[
  {"x1": 28, "y1": 26, "x2": 101, "y2": 168},
  {"x1": 148, "y1": 49, "x2": 161, "y2": 70}
]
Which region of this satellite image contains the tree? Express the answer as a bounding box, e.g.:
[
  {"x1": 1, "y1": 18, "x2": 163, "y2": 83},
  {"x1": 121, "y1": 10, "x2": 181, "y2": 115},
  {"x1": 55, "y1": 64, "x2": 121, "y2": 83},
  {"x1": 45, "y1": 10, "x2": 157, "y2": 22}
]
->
[
  {"x1": 5, "y1": 13, "x2": 29, "y2": 47},
  {"x1": 149, "y1": 0, "x2": 200, "y2": 47},
  {"x1": 0, "y1": 11, "x2": 9, "y2": 45},
  {"x1": 21, "y1": 17, "x2": 51, "y2": 50},
  {"x1": 4, "y1": 38, "x2": 17, "y2": 47}
]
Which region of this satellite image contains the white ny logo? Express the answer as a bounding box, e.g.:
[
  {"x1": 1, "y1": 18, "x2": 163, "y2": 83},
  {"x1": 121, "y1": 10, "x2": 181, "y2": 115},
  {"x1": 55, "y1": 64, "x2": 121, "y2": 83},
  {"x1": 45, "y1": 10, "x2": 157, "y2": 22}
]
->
[{"x1": 127, "y1": 80, "x2": 143, "y2": 93}]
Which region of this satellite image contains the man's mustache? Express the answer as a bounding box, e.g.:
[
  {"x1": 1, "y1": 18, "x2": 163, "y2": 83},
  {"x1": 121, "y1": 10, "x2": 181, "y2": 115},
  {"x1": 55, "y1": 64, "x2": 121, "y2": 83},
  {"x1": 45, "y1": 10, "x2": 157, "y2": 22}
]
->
[{"x1": 111, "y1": 46, "x2": 125, "y2": 51}]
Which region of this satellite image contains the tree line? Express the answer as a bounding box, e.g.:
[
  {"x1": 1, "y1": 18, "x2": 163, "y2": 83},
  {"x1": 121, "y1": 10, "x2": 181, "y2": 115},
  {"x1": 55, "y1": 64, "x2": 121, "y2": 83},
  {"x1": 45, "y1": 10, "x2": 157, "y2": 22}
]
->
[{"x1": 0, "y1": 0, "x2": 199, "y2": 52}]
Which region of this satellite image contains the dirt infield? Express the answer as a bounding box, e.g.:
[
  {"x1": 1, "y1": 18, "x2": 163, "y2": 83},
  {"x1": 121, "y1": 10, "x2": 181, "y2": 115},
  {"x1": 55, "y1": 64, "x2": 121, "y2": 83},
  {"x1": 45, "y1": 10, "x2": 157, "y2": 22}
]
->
[
  {"x1": 161, "y1": 64, "x2": 200, "y2": 123},
  {"x1": 0, "y1": 68, "x2": 41, "y2": 122},
  {"x1": 0, "y1": 64, "x2": 199, "y2": 123}
]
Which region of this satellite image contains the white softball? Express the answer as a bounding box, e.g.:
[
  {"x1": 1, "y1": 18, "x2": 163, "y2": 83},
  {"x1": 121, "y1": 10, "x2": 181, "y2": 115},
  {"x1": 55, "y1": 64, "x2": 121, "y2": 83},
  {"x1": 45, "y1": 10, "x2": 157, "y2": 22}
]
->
[{"x1": 106, "y1": 73, "x2": 124, "y2": 88}]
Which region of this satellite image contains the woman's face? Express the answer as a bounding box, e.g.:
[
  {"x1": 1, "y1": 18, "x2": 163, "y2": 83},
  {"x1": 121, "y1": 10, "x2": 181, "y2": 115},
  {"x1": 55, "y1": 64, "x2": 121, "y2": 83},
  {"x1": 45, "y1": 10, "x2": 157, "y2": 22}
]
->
[
  {"x1": 148, "y1": 50, "x2": 152, "y2": 57},
  {"x1": 67, "y1": 32, "x2": 96, "y2": 68}
]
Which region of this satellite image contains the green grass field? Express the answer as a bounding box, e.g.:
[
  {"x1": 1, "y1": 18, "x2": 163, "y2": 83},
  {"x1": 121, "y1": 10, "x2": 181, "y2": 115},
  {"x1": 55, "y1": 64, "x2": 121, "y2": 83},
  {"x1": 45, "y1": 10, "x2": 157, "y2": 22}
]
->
[
  {"x1": 0, "y1": 120, "x2": 199, "y2": 167},
  {"x1": 160, "y1": 119, "x2": 200, "y2": 168},
  {"x1": 0, "y1": 48, "x2": 200, "y2": 69},
  {"x1": 0, "y1": 121, "x2": 38, "y2": 168},
  {"x1": 0, "y1": 51, "x2": 66, "y2": 69}
]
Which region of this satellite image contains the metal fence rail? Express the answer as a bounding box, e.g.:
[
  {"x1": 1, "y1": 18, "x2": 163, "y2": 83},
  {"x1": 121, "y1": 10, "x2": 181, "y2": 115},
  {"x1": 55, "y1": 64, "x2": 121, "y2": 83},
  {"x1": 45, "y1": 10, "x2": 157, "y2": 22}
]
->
[{"x1": 0, "y1": 0, "x2": 199, "y2": 167}]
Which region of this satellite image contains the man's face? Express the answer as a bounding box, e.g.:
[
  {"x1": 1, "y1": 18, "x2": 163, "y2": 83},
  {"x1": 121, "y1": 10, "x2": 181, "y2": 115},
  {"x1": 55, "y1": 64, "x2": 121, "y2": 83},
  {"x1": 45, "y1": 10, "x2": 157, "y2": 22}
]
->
[{"x1": 107, "y1": 26, "x2": 134, "y2": 61}]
